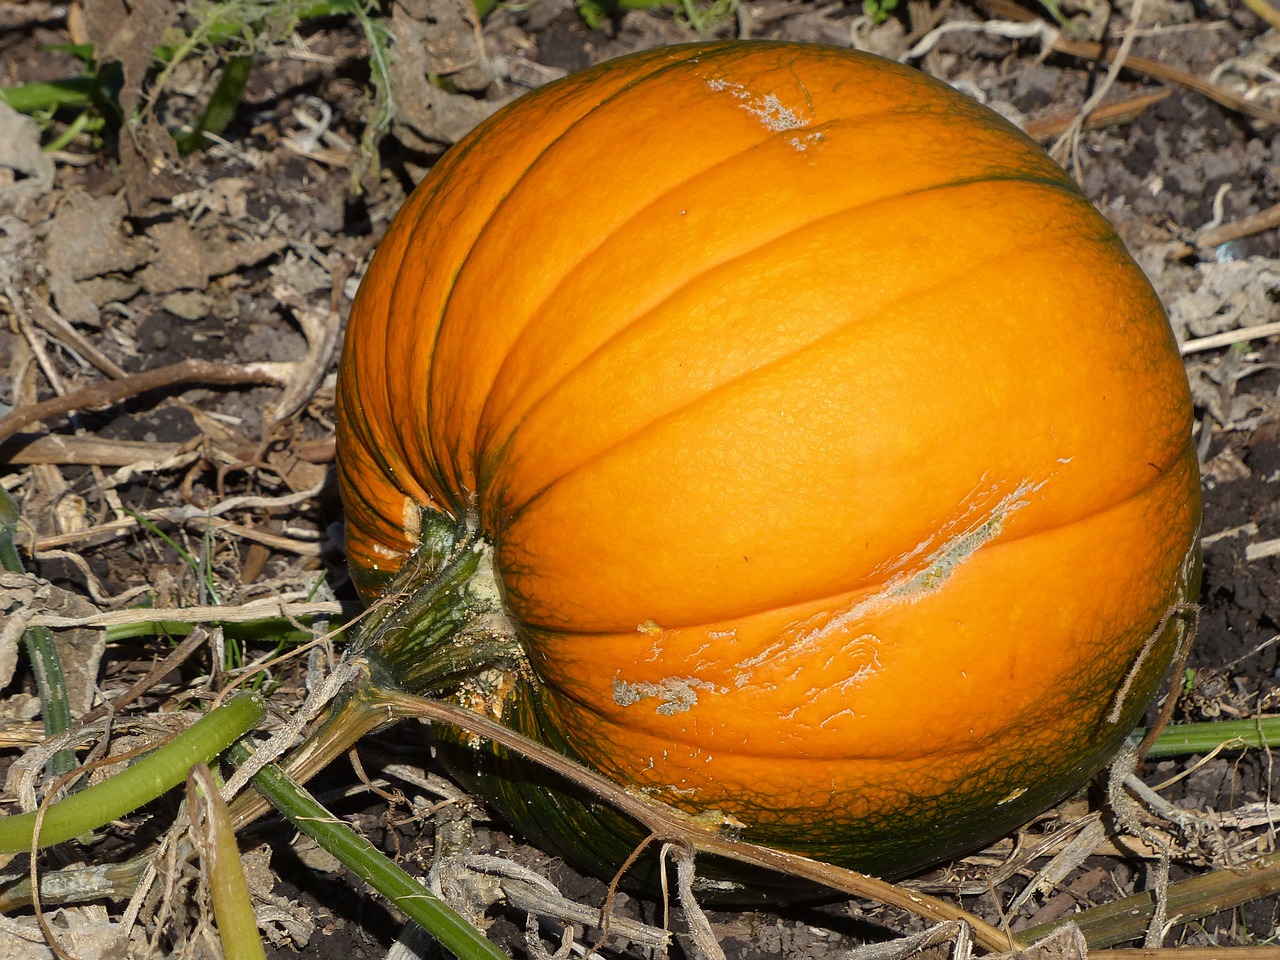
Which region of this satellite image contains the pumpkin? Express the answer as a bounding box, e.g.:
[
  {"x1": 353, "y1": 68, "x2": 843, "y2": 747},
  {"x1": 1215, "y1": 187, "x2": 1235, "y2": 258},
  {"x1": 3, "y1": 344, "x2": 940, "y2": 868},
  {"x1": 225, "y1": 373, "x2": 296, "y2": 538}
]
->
[{"x1": 335, "y1": 41, "x2": 1201, "y2": 885}]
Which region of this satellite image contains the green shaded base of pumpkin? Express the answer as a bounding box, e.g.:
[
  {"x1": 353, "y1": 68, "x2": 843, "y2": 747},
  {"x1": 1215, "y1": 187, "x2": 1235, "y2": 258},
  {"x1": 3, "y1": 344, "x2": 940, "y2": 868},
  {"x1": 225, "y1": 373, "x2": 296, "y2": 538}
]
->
[
  {"x1": 359, "y1": 513, "x2": 1201, "y2": 902},
  {"x1": 431, "y1": 653, "x2": 1162, "y2": 901}
]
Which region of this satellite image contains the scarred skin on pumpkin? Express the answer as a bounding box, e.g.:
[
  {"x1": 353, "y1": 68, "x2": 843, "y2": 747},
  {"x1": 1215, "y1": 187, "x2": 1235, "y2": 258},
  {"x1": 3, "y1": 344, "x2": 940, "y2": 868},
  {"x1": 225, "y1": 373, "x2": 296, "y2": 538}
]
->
[{"x1": 336, "y1": 42, "x2": 1201, "y2": 884}]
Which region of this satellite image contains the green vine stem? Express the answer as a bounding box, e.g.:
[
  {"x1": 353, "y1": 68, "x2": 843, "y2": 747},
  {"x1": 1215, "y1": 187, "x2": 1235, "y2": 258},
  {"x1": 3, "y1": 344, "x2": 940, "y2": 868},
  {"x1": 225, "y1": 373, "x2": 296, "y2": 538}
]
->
[
  {"x1": 1021, "y1": 849, "x2": 1280, "y2": 949},
  {"x1": 227, "y1": 740, "x2": 509, "y2": 960},
  {"x1": 0, "y1": 692, "x2": 265, "y2": 852},
  {"x1": 1143, "y1": 716, "x2": 1280, "y2": 757}
]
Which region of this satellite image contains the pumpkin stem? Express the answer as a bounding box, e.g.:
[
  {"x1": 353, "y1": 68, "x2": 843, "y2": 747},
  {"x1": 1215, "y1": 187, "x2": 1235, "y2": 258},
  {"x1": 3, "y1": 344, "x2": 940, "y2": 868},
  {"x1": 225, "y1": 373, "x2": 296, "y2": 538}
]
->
[
  {"x1": 352, "y1": 511, "x2": 526, "y2": 702},
  {"x1": 226, "y1": 512, "x2": 525, "y2": 831}
]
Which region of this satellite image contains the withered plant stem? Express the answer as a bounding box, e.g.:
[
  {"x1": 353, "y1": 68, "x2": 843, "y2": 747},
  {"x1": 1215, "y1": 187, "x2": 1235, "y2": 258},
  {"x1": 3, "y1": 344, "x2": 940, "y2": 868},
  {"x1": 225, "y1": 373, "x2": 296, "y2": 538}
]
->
[
  {"x1": 0, "y1": 358, "x2": 284, "y2": 445},
  {"x1": 1021, "y1": 850, "x2": 1280, "y2": 948}
]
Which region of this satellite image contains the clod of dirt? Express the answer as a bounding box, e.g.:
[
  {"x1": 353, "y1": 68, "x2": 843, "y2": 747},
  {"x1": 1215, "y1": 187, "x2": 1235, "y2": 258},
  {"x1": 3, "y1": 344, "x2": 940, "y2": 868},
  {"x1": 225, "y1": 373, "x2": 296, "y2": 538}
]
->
[
  {"x1": 0, "y1": 101, "x2": 54, "y2": 212},
  {"x1": 44, "y1": 191, "x2": 149, "y2": 327},
  {"x1": 139, "y1": 220, "x2": 290, "y2": 295}
]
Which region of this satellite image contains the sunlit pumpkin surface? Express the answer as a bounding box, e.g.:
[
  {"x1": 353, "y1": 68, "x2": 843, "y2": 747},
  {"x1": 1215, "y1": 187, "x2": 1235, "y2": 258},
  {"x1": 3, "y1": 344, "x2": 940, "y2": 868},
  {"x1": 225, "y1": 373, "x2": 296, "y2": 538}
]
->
[{"x1": 337, "y1": 42, "x2": 1201, "y2": 881}]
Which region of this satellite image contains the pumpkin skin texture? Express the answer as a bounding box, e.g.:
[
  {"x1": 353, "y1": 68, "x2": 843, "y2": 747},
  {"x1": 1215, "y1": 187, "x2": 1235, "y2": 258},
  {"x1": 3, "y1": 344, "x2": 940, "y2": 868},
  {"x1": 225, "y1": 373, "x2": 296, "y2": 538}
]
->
[{"x1": 336, "y1": 42, "x2": 1201, "y2": 884}]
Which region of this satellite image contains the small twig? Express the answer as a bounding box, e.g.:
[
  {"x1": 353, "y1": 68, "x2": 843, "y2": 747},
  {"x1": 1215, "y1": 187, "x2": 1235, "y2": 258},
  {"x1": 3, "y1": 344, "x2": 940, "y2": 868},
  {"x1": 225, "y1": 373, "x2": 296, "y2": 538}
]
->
[
  {"x1": 1200, "y1": 199, "x2": 1280, "y2": 248},
  {"x1": 464, "y1": 854, "x2": 670, "y2": 950},
  {"x1": 902, "y1": 18, "x2": 1056, "y2": 61},
  {"x1": 23, "y1": 290, "x2": 129, "y2": 380},
  {"x1": 1144, "y1": 853, "x2": 1171, "y2": 949},
  {"x1": 13, "y1": 298, "x2": 73, "y2": 401},
  {"x1": 850, "y1": 921, "x2": 973, "y2": 960},
  {"x1": 1052, "y1": 35, "x2": 1280, "y2": 126},
  {"x1": 348, "y1": 746, "x2": 405, "y2": 806},
  {"x1": 1179, "y1": 322, "x2": 1280, "y2": 356},
  {"x1": 1199, "y1": 183, "x2": 1234, "y2": 234},
  {"x1": 672, "y1": 846, "x2": 728, "y2": 960},
  {"x1": 0, "y1": 358, "x2": 287, "y2": 446},
  {"x1": 591, "y1": 833, "x2": 659, "y2": 957},
  {"x1": 10, "y1": 588, "x2": 351, "y2": 630},
  {"x1": 30, "y1": 766, "x2": 85, "y2": 959},
  {"x1": 1246, "y1": 537, "x2": 1280, "y2": 563},
  {"x1": 181, "y1": 516, "x2": 325, "y2": 555},
  {"x1": 1023, "y1": 88, "x2": 1171, "y2": 140},
  {"x1": 152, "y1": 479, "x2": 325, "y2": 521},
  {"x1": 22, "y1": 477, "x2": 331, "y2": 555},
  {"x1": 1007, "y1": 817, "x2": 1107, "y2": 914},
  {"x1": 269, "y1": 256, "x2": 351, "y2": 421},
  {"x1": 0, "y1": 914, "x2": 62, "y2": 945},
  {"x1": 33, "y1": 548, "x2": 148, "y2": 606},
  {"x1": 27, "y1": 512, "x2": 322, "y2": 556},
  {"x1": 1, "y1": 432, "x2": 334, "y2": 468},
  {"x1": 1, "y1": 435, "x2": 186, "y2": 467}
]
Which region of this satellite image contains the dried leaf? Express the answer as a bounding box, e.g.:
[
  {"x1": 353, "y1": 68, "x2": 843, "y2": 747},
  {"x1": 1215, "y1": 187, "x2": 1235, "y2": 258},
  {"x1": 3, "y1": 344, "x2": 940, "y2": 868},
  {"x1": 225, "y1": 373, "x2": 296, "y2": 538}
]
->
[
  {"x1": 139, "y1": 220, "x2": 288, "y2": 294},
  {"x1": 1169, "y1": 258, "x2": 1280, "y2": 339},
  {"x1": 390, "y1": 0, "x2": 507, "y2": 150}
]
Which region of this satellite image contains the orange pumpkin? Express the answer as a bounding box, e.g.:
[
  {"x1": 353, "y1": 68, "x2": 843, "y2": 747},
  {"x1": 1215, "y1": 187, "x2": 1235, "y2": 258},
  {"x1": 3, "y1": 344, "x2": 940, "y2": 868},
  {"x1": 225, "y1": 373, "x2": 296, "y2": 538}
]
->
[{"x1": 336, "y1": 41, "x2": 1200, "y2": 882}]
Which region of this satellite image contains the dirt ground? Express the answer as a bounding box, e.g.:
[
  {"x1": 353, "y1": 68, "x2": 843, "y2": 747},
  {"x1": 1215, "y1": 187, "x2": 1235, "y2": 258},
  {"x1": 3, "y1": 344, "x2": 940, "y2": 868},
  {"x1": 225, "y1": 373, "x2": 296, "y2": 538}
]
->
[{"x1": 1, "y1": 0, "x2": 1279, "y2": 958}]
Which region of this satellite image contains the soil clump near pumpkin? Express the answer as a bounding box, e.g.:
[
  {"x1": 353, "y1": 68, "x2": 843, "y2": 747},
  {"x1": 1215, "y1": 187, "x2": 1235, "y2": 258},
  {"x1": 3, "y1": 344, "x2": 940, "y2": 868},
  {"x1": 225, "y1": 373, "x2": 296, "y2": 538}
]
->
[{"x1": 1, "y1": 1, "x2": 1278, "y2": 957}]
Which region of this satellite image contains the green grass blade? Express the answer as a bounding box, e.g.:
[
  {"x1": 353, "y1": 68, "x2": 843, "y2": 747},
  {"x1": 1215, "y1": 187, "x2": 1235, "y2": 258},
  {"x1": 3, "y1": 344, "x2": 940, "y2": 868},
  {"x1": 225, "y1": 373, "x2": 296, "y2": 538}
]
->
[
  {"x1": 21, "y1": 625, "x2": 76, "y2": 779},
  {"x1": 174, "y1": 54, "x2": 253, "y2": 154},
  {"x1": 123, "y1": 508, "x2": 220, "y2": 605},
  {"x1": 234, "y1": 743, "x2": 509, "y2": 960},
  {"x1": 0, "y1": 486, "x2": 25, "y2": 573},
  {"x1": 350, "y1": 0, "x2": 394, "y2": 188},
  {"x1": 1, "y1": 488, "x2": 76, "y2": 777},
  {"x1": 0, "y1": 78, "x2": 96, "y2": 113}
]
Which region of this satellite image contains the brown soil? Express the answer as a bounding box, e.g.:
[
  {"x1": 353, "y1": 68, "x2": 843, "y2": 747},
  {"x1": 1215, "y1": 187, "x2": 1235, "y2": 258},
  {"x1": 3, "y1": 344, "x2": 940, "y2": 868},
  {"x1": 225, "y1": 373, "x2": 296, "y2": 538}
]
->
[{"x1": 1, "y1": 1, "x2": 1279, "y2": 958}]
